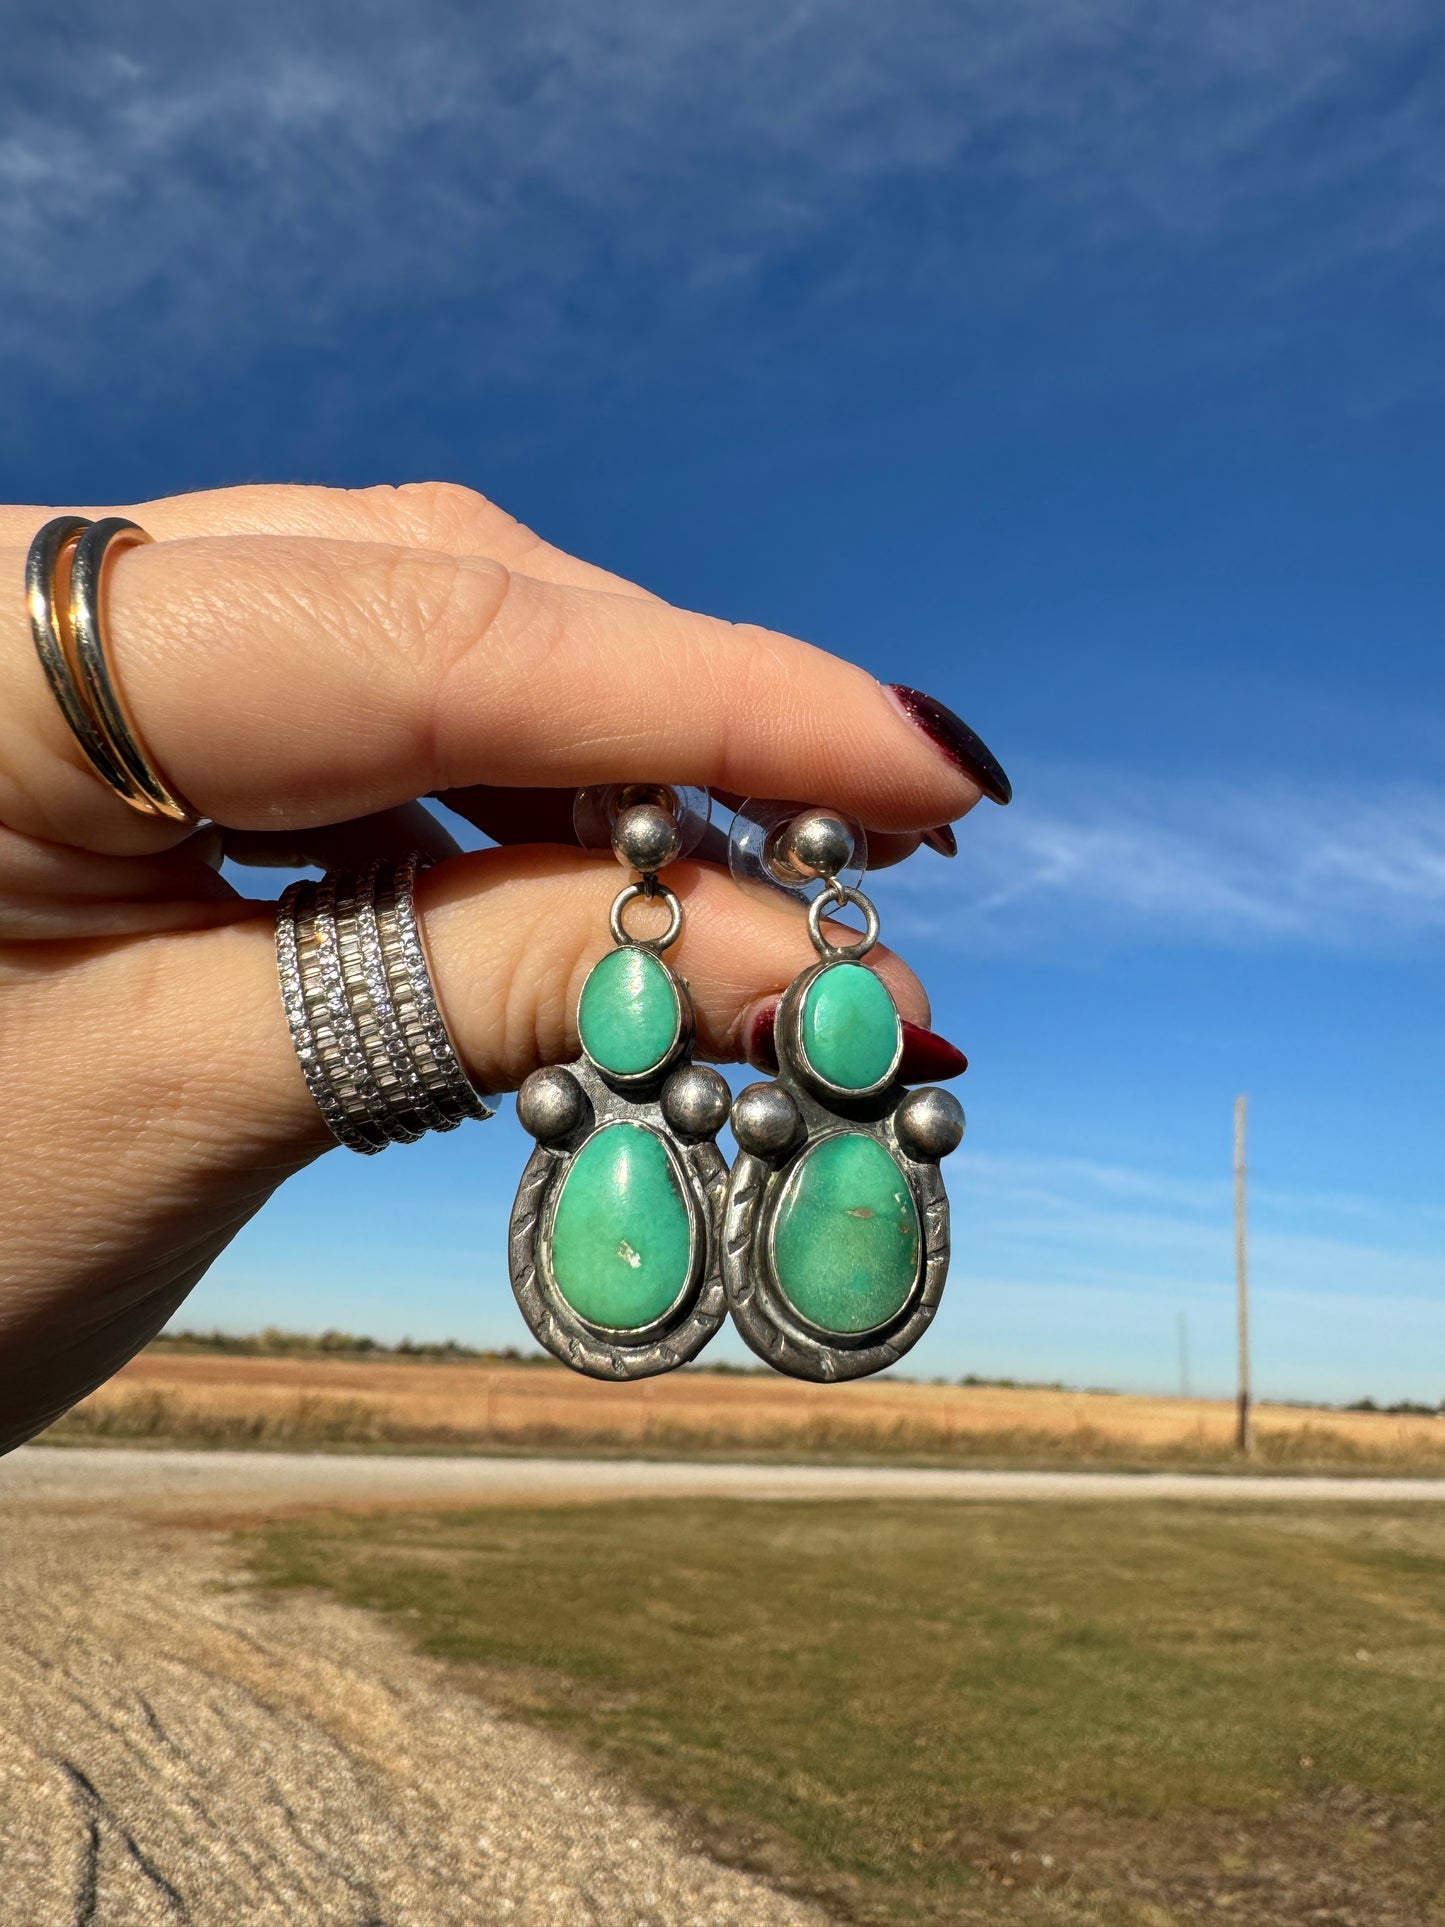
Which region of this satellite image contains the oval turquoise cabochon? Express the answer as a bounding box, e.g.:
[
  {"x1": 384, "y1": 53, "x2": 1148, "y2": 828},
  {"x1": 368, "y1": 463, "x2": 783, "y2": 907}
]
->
[
  {"x1": 799, "y1": 962, "x2": 901, "y2": 1092},
  {"x1": 550, "y1": 1123, "x2": 693, "y2": 1331},
  {"x1": 771, "y1": 1131, "x2": 920, "y2": 1334},
  {"x1": 577, "y1": 946, "x2": 681, "y2": 1078}
]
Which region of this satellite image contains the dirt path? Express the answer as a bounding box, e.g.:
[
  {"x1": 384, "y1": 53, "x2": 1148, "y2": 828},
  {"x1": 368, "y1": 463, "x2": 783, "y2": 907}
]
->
[{"x1": 0, "y1": 1486, "x2": 827, "y2": 1926}]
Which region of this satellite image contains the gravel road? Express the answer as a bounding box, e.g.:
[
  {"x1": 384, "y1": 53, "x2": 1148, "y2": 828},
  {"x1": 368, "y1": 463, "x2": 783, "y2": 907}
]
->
[
  {"x1": 8, "y1": 1444, "x2": 1445, "y2": 1513},
  {"x1": 0, "y1": 1453, "x2": 834, "y2": 1927},
  {"x1": 3, "y1": 1448, "x2": 1440, "y2": 1926}
]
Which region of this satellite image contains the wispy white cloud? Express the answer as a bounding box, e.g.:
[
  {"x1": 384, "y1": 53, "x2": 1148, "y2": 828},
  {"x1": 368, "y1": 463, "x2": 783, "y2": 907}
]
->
[
  {"x1": 943, "y1": 1144, "x2": 1445, "y2": 1399},
  {"x1": 0, "y1": 0, "x2": 1439, "y2": 375},
  {"x1": 878, "y1": 779, "x2": 1445, "y2": 950}
]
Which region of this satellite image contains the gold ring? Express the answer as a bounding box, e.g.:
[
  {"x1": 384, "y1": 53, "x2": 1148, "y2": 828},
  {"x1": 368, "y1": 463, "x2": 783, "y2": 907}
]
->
[{"x1": 25, "y1": 514, "x2": 199, "y2": 824}]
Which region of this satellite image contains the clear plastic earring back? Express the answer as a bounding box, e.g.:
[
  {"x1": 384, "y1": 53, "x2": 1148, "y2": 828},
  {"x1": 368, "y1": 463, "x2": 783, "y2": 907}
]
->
[
  {"x1": 573, "y1": 784, "x2": 713, "y2": 862},
  {"x1": 726, "y1": 799, "x2": 868, "y2": 902}
]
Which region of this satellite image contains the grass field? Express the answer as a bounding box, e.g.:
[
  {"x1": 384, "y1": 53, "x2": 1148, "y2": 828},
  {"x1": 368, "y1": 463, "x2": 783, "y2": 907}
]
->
[
  {"x1": 44, "y1": 1348, "x2": 1445, "y2": 1474},
  {"x1": 254, "y1": 1498, "x2": 1445, "y2": 1926}
]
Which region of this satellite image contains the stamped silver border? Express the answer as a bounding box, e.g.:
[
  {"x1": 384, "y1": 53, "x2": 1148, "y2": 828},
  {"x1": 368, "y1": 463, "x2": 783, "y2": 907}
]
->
[
  {"x1": 722, "y1": 1081, "x2": 949, "y2": 1382},
  {"x1": 510, "y1": 1054, "x2": 727, "y2": 1379}
]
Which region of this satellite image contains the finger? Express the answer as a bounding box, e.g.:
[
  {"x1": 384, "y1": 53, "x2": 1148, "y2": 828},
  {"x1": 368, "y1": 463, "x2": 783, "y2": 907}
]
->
[
  {"x1": 0, "y1": 846, "x2": 933, "y2": 1442},
  {"x1": 0, "y1": 824, "x2": 237, "y2": 942},
  {"x1": 0, "y1": 482, "x2": 658, "y2": 602},
  {"x1": 420, "y1": 849, "x2": 932, "y2": 1087},
  {"x1": 0, "y1": 535, "x2": 985, "y2": 853},
  {"x1": 11, "y1": 841, "x2": 932, "y2": 1176}
]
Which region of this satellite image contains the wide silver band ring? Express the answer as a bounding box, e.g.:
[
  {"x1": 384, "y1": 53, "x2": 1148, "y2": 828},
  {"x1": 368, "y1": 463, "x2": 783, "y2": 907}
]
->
[{"x1": 276, "y1": 852, "x2": 494, "y2": 1154}]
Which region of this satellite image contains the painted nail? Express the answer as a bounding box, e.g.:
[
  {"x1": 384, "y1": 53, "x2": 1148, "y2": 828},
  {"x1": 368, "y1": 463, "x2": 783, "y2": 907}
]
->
[
  {"x1": 921, "y1": 824, "x2": 958, "y2": 858},
  {"x1": 900, "y1": 1020, "x2": 968, "y2": 1082},
  {"x1": 885, "y1": 684, "x2": 1012, "y2": 805},
  {"x1": 748, "y1": 1001, "x2": 965, "y2": 1080},
  {"x1": 747, "y1": 1000, "x2": 781, "y2": 1073}
]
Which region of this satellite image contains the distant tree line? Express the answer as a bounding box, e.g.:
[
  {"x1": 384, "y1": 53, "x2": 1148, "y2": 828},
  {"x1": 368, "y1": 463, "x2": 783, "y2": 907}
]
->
[
  {"x1": 152, "y1": 1326, "x2": 551, "y2": 1363},
  {"x1": 146, "y1": 1330, "x2": 1440, "y2": 1409},
  {"x1": 1344, "y1": 1397, "x2": 1445, "y2": 1416},
  {"x1": 148, "y1": 1331, "x2": 1072, "y2": 1388}
]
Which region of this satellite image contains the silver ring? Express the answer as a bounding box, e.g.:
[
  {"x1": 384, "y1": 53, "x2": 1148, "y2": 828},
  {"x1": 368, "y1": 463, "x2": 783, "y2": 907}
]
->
[
  {"x1": 276, "y1": 880, "x2": 386, "y2": 1154},
  {"x1": 382, "y1": 853, "x2": 493, "y2": 1124},
  {"x1": 806, "y1": 882, "x2": 880, "y2": 959},
  {"x1": 346, "y1": 860, "x2": 452, "y2": 1136},
  {"x1": 276, "y1": 852, "x2": 494, "y2": 1153},
  {"x1": 609, "y1": 881, "x2": 684, "y2": 951}
]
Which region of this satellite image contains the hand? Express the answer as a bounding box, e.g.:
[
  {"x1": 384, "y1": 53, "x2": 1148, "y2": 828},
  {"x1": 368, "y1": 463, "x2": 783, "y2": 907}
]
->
[{"x1": 0, "y1": 482, "x2": 999, "y2": 1449}]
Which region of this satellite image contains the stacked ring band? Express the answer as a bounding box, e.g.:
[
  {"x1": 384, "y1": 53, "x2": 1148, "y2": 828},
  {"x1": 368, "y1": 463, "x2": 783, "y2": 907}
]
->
[
  {"x1": 277, "y1": 852, "x2": 494, "y2": 1153},
  {"x1": 25, "y1": 514, "x2": 198, "y2": 823}
]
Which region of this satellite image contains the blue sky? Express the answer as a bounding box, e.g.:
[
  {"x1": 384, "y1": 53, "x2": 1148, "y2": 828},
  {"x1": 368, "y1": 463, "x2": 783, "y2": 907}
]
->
[{"x1": 4, "y1": 1, "x2": 1442, "y2": 1399}]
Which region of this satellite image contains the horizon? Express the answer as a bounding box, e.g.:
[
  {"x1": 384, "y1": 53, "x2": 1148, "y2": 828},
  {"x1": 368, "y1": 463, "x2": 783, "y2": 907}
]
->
[
  {"x1": 5, "y1": 0, "x2": 1442, "y2": 1402},
  {"x1": 150, "y1": 1322, "x2": 1445, "y2": 1415}
]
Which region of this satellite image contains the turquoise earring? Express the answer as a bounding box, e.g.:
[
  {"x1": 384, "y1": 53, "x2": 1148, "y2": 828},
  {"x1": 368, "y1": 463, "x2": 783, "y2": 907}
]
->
[{"x1": 722, "y1": 807, "x2": 965, "y2": 1380}]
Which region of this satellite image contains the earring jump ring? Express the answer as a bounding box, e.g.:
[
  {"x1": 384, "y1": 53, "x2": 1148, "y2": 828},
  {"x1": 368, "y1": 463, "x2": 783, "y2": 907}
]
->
[
  {"x1": 610, "y1": 881, "x2": 684, "y2": 951},
  {"x1": 806, "y1": 881, "x2": 880, "y2": 959}
]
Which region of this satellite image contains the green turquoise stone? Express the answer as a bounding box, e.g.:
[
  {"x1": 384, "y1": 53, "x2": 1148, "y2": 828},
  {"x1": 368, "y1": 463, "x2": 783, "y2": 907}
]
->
[
  {"x1": 772, "y1": 1132, "x2": 919, "y2": 1334},
  {"x1": 550, "y1": 1123, "x2": 692, "y2": 1330},
  {"x1": 799, "y1": 963, "x2": 900, "y2": 1091},
  {"x1": 578, "y1": 946, "x2": 680, "y2": 1078}
]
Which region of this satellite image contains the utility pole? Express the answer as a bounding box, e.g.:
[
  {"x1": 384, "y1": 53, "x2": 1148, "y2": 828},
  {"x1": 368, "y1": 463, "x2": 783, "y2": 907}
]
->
[
  {"x1": 1177, "y1": 1310, "x2": 1191, "y2": 1401},
  {"x1": 1234, "y1": 1095, "x2": 1253, "y2": 1455}
]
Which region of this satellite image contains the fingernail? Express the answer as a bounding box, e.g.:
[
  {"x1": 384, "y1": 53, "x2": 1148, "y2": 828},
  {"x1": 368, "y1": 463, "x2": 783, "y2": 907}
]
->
[
  {"x1": 747, "y1": 1000, "x2": 780, "y2": 1073},
  {"x1": 747, "y1": 1000, "x2": 965, "y2": 1080},
  {"x1": 186, "y1": 825, "x2": 226, "y2": 871},
  {"x1": 900, "y1": 1019, "x2": 968, "y2": 1082},
  {"x1": 921, "y1": 824, "x2": 957, "y2": 858},
  {"x1": 885, "y1": 684, "x2": 1012, "y2": 805}
]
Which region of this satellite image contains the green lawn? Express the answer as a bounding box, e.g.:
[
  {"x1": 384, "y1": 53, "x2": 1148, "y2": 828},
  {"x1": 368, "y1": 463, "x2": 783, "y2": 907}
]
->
[{"x1": 253, "y1": 1501, "x2": 1445, "y2": 1926}]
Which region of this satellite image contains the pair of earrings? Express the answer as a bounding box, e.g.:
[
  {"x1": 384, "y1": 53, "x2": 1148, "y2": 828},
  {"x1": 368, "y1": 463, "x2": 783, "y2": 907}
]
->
[{"x1": 509, "y1": 790, "x2": 965, "y2": 1382}]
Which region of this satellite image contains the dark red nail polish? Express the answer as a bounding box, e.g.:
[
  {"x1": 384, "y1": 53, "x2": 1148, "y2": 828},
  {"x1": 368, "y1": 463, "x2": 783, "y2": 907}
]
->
[
  {"x1": 921, "y1": 823, "x2": 958, "y2": 858},
  {"x1": 900, "y1": 1019, "x2": 968, "y2": 1081},
  {"x1": 886, "y1": 684, "x2": 1012, "y2": 805},
  {"x1": 748, "y1": 1000, "x2": 780, "y2": 1072},
  {"x1": 750, "y1": 1000, "x2": 964, "y2": 1079}
]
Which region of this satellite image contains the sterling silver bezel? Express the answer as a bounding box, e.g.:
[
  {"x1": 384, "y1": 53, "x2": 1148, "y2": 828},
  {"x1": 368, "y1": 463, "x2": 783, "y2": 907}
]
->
[
  {"x1": 576, "y1": 942, "x2": 690, "y2": 1091},
  {"x1": 541, "y1": 1119, "x2": 700, "y2": 1343},
  {"x1": 762, "y1": 1124, "x2": 926, "y2": 1344},
  {"x1": 510, "y1": 1053, "x2": 727, "y2": 1379},
  {"x1": 780, "y1": 958, "x2": 904, "y2": 1105},
  {"x1": 723, "y1": 1079, "x2": 949, "y2": 1382}
]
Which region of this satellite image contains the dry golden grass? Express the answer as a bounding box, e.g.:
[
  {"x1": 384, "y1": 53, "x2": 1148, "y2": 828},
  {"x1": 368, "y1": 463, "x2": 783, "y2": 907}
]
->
[{"x1": 43, "y1": 1350, "x2": 1445, "y2": 1472}]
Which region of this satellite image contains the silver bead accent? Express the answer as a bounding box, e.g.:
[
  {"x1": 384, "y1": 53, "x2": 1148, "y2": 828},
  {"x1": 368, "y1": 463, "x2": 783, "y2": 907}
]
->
[
  {"x1": 517, "y1": 1066, "x2": 587, "y2": 1143},
  {"x1": 773, "y1": 807, "x2": 855, "y2": 882},
  {"x1": 895, "y1": 1086, "x2": 966, "y2": 1162},
  {"x1": 612, "y1": 802, "x2": 682, "y2": 875},
  {"x1": 731, "y1": 1081, "x2": 802, "y2": 1159},
  {"x1": 661, "y1": 1064, "x2": 731, "y2": 1139}
]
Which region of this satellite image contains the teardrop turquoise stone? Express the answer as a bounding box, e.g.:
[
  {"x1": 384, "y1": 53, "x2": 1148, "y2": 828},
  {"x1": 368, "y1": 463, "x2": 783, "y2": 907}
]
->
[
  {"x1": 772, "y1": 1132, "x2": 919, "y2": 1334},
  {"x1": 550, "y1": 1123, "x2": 693, "y2": 1330},
  {"x1": 578, "y1": 947, "x2": 680, "y2": 1078},
  {"x1": 799, "y1": 963, "x2": 900, "y2": 1091}
]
